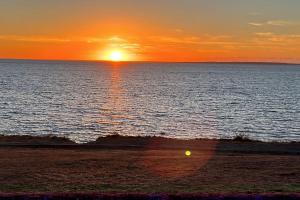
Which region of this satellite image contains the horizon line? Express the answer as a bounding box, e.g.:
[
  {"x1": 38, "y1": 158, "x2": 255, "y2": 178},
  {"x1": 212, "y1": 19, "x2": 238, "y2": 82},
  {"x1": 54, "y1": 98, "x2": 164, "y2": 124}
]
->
[{"x1": 0, "y1": 58, "x2": 299, "y2": 65}]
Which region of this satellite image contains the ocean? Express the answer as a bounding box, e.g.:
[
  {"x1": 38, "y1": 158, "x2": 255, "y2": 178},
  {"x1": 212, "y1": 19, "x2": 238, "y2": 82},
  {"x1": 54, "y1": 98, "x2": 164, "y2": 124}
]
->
[{"x1": 0, "y1": 60, "x2": 299, "y2": 143}]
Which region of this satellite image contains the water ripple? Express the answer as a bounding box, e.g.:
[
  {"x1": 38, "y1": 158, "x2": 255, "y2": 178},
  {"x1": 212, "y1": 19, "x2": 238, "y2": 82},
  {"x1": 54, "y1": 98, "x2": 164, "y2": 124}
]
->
[{"x1": 0, "y1": 60, "x2": 299, "y2": 143}]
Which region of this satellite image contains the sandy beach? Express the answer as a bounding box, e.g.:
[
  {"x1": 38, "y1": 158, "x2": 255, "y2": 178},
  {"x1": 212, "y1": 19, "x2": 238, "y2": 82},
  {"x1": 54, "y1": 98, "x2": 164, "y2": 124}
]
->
[{"x1": 0, "y1": 135, "x2": 299, "y2": 195}]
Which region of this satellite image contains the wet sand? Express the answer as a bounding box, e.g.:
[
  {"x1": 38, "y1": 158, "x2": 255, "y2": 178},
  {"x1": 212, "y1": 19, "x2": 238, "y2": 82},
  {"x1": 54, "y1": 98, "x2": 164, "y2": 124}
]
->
[{"x1": 0, "y1": 135, "x2": 299, "y2": 195}]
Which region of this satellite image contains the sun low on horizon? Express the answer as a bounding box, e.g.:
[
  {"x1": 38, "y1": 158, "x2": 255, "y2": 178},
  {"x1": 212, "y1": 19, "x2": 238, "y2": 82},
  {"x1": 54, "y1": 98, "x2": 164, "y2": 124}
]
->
[
  {"x1": 100, "y1": 50, "x2": 124, "y2": 62},
  {"x1": 98, "y1": 48, "x2": 136, "y2": 62},
  {"x1": 109, "y1": 51, "x2": 123, "y2": 62}
]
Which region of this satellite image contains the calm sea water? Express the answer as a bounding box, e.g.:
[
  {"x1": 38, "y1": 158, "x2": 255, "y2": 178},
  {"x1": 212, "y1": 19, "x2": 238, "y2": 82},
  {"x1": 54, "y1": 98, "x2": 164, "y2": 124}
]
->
[{"x1": 0, "y1": 60, "x2": 299, "y2": 143}]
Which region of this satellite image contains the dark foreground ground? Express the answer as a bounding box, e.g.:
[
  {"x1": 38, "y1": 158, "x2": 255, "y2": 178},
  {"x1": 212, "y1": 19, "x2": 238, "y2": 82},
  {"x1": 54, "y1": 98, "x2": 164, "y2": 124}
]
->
[{"x1": 0, "y1": 135, "x2": 299, "y2": 199}]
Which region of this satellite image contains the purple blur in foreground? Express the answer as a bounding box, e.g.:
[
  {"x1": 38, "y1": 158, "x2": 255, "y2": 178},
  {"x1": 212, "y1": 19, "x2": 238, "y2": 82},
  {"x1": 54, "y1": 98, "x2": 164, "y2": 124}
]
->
[{"x1": 0, "y1": 193, "x2": 300, "y2": 200}]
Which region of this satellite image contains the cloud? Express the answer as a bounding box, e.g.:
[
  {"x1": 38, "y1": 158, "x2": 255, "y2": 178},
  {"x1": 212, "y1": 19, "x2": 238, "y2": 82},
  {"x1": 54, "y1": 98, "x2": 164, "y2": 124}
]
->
[
  {"x1": 0, "y1": 35, "x2": 142, "y2": 52},
  {"x1": 255, "y1": 32, "x2": 274, "y2": 37},
  {"x1": 119, "y1": 43, "x2": 141, "y2": 49},
  {"x1": 149, "y1": 34, "x2": 234, "y2": 46},
  {"x1": 248, "y1": 22, "x2": 263, "y2": 27},
  {"x1": 149, "y1": 36, "x2": 200, "y2": 44},
  {"x1": 108, "y1": 36, "x2": 128, "y2": 43},
  {"x1": 85, "y1": 36, "x2": 141, "y2": 51},
  {"x1": 254, "y1": 32, "x2": 300, "y2": 43},
  {"x1": 0, "y1": 35, "x2": 71, "y2": 43},
  {"x1": 248, "y1": 20, "x2": 298, "y2": 27},
  {"x1": 266, "y1": 20, "x2": 295, "y2": 26},
  {"x1": 86, "y1": 36, "x2": 128, "y2": 43},
  {"x1": 86, "y1": 37, "x2": 106, "y2": 43}
]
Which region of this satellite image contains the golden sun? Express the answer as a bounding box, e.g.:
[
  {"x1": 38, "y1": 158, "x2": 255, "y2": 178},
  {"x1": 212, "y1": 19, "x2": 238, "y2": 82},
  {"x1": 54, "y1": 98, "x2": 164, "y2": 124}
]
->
[
  {"x1": 109, "y1": 51, "x2": 123, "y2": 61},
  {"x1": 99, "y1": 48, "x2": 133, "y2": 62}
]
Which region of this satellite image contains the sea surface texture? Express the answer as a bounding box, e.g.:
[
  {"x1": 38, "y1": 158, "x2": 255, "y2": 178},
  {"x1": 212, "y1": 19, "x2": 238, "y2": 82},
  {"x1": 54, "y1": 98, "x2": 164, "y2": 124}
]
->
[{"x1": 0, "y1": 60, "x2": 299, "y2": 143}]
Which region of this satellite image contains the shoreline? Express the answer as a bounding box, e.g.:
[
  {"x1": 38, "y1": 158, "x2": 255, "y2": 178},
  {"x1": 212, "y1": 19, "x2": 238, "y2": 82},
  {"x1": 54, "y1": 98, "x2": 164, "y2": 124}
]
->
[
  {"x1": 1, "y1": 134, "x2": 300, "y2": 144},
  {"x1": 0, "y1": 135, "x2": 299, "y2": 155}
]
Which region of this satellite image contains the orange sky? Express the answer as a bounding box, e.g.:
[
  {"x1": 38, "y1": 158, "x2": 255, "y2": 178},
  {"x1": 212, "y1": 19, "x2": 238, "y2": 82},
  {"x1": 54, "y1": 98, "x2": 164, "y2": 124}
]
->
[{"x1": 0, "y1": 0, "x2": 300, "y2": 63}]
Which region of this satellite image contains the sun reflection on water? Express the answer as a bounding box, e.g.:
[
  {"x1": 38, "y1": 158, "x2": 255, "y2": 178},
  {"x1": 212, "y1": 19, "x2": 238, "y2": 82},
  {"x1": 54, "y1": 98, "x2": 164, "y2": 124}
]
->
[{"x1": 98, "y1": 63, "x2": 132, "y2": 134}]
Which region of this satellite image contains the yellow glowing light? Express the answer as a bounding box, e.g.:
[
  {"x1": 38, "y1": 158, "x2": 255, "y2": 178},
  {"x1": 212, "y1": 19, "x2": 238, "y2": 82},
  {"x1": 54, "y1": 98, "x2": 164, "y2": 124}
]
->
[
  {"x1": 185, "y1": 150, "x2": 191, "y2": 156},
  {"x1": 98, "y1": 48, "x2": 136, "y2": 61},
  {"x1": 109, "y1": 51, "x2": 123, "y2": 61}
]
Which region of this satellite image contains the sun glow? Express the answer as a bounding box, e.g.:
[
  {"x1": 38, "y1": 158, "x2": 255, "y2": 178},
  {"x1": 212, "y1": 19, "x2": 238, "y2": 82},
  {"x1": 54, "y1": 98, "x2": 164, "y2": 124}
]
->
[
  {"x1": 99, "y1": 49, "x2": 131, "y2": 62},
  {"x1": 109, "y1": 51, "x2": 123, "y2": 61}
]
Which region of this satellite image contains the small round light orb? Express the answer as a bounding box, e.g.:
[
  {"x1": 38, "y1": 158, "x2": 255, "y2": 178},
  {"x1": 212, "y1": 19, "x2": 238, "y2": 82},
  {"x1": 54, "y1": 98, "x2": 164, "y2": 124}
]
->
[{"x1": 185, "y1": 150, "x2": 191, "y2": 157}]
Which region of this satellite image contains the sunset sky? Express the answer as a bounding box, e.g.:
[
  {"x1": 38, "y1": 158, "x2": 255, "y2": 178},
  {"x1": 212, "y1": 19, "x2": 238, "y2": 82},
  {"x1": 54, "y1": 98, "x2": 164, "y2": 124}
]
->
[{"x1": 0, "y1": 0, "x2": 300, "y2": 63}]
